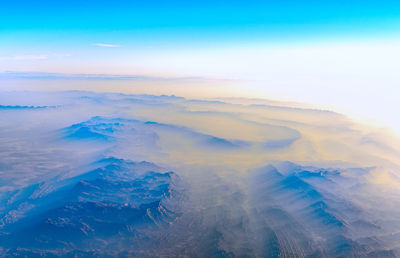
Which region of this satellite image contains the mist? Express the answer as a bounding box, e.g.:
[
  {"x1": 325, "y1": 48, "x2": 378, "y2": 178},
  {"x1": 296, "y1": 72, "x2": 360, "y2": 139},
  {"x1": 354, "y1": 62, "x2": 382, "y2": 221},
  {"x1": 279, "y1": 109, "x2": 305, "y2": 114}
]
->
[{"x1": 1, "y1": 91, "x2": 400, "y2": 256}]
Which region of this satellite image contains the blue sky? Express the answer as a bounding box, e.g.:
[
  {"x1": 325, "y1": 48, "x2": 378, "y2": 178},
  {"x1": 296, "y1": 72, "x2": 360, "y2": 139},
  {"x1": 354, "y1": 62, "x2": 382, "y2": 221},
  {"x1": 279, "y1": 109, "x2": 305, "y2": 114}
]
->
[
  {"x1": 2, "y1": 0, "x2": 400, "y2": 73},
  {"x1": 1, "y1": 0, "x2": 400, "y2": 133},
  {"x1": 2, "y1": 0, "x2": 400, "y2": 43},
  {"x1": 2, "y1": 0, "x2": 400, "y2": 55}
]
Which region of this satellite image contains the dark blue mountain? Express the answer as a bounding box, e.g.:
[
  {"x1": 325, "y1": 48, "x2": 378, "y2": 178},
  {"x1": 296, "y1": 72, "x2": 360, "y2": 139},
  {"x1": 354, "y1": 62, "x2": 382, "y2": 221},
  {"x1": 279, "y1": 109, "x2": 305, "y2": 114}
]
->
[
  {"x1": 0, "y1": 157, "x2": 183, "y2": 254},
  {"x1": 63, "y1": 117, "x2": 130, "y2": 141},
  {"x1": 247, "y1": 163, "x2": 396, "y2": 257}
]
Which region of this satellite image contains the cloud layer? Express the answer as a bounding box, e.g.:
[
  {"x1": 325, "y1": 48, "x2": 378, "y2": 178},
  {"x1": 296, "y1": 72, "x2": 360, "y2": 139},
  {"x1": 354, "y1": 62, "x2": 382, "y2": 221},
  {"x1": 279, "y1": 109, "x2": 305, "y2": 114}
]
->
[{"x1": 0, "y1": 91, "x2": 400, "y2": 256}]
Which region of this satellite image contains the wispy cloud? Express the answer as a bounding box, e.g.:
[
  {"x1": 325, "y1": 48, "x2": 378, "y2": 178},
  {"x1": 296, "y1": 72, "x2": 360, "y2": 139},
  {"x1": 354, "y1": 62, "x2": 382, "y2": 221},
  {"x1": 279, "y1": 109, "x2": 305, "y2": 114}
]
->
[
  {"x1": 0, "y1": 55, "x2": 48, "y2": 61},
  {"x1": 52, "y1": 53, "x2": 72, "y2": 58},
  {"x1": 92, "y1": 43, "x2": 120, "y2": 48},
  {"x1": 0, "y1": 71, "x2": 205, "y2": 82},
  {"x1": 0, "y1": 53, "x2": 71, "y2": 61},
  {"x1": 14, "y1": 55, "x2": 48, "y2": 60}
]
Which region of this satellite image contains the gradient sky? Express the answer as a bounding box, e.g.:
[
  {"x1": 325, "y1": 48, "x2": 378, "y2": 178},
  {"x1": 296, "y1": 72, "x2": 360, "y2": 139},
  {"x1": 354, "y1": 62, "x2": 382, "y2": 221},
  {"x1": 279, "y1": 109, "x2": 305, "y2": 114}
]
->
[
  {"x1": 1, "y1": 0, "x2": 400, "y2": 133},
  {"x1": 2, "y1": 0, "x2": 400, "y2": 66}
]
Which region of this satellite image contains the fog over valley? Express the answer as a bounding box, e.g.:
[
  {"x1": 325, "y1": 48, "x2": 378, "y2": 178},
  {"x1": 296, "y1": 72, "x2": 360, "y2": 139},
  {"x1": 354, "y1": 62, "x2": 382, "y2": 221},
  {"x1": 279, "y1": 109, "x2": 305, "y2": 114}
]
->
[{"x1": 1, "y1": 91, "x2": 400, "y2": 256}]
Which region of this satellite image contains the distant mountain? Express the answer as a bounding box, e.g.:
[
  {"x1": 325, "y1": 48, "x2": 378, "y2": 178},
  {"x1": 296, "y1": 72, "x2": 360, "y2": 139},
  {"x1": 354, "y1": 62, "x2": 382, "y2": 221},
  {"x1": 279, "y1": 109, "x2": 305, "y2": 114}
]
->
[
  {"x1": 62, "y1": 117, "x2": 131, "y2": 141},
  {"x1": 63, "y1": 116, "x2": 249, "y2": 150}
]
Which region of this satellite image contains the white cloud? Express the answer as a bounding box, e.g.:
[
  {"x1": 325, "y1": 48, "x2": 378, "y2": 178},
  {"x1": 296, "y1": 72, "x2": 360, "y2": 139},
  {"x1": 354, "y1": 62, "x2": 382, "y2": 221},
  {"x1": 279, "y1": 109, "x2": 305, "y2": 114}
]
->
[
  {"x1": 92, "y1": 43, "x2": 120, "y2": 48},
  {"x1": 52, "y1": 53, "x2": 72, "y2": 58}
]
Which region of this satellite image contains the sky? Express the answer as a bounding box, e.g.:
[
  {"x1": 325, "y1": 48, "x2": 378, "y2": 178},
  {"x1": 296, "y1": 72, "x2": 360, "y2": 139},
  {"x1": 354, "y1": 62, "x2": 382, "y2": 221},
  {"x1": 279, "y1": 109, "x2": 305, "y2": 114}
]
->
[{"x1": 1, "y1": 0, "x2": 400, "y2": 133}]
